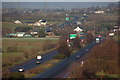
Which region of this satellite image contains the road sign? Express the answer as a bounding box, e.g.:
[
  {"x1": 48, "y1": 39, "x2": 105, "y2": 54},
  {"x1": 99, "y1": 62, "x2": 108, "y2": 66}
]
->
[
  {"x1": 70, "y1": 34, "x2": 77, "y2": 39},
  {"x1": 66, "y1": 17, "x2": 69, "y2": 21}
]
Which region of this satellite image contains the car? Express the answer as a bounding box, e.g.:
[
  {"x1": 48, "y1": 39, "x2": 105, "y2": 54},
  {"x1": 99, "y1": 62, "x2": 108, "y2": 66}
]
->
[
  {"x1": 36, "y1": 61, "x2": 41, "y2": 64},
  {"x1": 76, "y1": 55, "x2": 80, "y2": 58},
  {"x1": 36, "y1": 59, "x2": 41, "y2": 64},
  {"x1": 18, "y1": 67, "x2": 24, "y2": 72},
  {"x1": 86, "y1": 49, "x2": 89, "y2": 52}
]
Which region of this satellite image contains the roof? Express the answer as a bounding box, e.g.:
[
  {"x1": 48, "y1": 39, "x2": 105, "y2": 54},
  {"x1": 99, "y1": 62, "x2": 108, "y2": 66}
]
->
[
  {"x1": 39, "y1": 20, "x2": 47, "y2": 23},
  {"x1": 74, "y1": 27, "x2": 83, "y2": 32},
  {"x1": 26, "y1": 22, "x2": 35, "y2": 23}
]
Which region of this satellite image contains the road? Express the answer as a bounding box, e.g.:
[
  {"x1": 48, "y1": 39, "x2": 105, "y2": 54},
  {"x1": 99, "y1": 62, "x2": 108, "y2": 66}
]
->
[
  {"x1": 31, "y1": 42, "x2": 96, "y2": 79},
  {"x1": 10, "y1": 50, "x2": 59, "y2": 72}
]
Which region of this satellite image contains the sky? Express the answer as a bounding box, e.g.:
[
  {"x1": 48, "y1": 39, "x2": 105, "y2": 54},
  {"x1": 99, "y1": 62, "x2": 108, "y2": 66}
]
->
[{"x1": 1, "y1": 0, "x2": 120, "y2": 2}]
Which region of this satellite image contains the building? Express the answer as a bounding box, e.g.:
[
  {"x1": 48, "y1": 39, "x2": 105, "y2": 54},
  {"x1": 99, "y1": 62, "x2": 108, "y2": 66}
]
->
[
  {"x1": 34, "y1": 22, "x2": 41, "y2": 26},
  {"x1": 77, "y1": 20, "x2": 82, "y2": 25},
  {"x1": 74, "y1": 27, "x2": 83, "y2": 32},
  {"x1": 27, "y1": 20, "x2": 47, "y2": 26},
  {"x1": 27, "y1": 22, "x2": 35, "y2": 26},
  {"x1": 24, "y1": 34, "x2": 32, "y2": 37},
  {"x1": 16, "y1": 32, "x2": 25, "y2": 37},
  {"x1": 114, "y1": 26, "x2": 120, "y2": 32},
  {"x1": 94, "y1": 10, "x2": 104, "y2": 14},
  {"x1": 39, "y1": 20, "x2": 47, "y2": 25},
  {"x1": 14, "y1": 20, "x2": 22, "y2": 24}
]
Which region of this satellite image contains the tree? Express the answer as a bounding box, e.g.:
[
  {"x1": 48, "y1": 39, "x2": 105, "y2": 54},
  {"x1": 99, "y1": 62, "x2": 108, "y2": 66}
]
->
[
  {"x1": 73, "y1": 36, "x2": 81, "y2": 48},
  {"x1": 69, "y1": 38, "x2": 118, "y2": 78},
  {"x1": 58, "y1": 36, "x2": 71, "y2": 57},
  {"x1": 85, "y1": 33, "x2": 94, "y2": 45},
  {"x1": 2, "y1": 27, "x2": 11, "y2": 36},
  {"x1": 15, "y1": 27, "x2": 33, "y2": 32},
  {"x1": 38, "y1": 29, "x2": 46, "y2": 37}
]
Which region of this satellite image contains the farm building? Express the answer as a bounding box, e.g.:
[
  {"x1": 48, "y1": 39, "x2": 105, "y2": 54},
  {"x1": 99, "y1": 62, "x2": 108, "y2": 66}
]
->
[
  {"x1": 16, "y1": 32, "x2": 25, "y2": 37},
  {"x1": 26, "y1": 20, "x2": 47, "y2": 26},
  {"x1": 14, "y1": 20, "x2": 22, "y2": 24},
  {"x1": 94, "y1": 10, "x2": 104, "y2": 14}
]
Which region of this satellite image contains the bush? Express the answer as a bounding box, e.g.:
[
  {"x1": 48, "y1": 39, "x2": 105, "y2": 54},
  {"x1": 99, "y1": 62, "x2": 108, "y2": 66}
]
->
[
  {"x1": 9, "y1": 72, "x2": 25, "y2": 79},
  {"x1": 6, "y1": 46, "x2": 18, "y2": 53},
  {"x1": 53, "y1": 54, "x2": 66, "y2": 60}
]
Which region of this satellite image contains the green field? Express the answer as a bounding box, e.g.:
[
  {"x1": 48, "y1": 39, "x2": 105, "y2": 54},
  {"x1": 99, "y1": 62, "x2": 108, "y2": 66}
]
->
[{"x1": 2, "y1": 39, "x2": 58, "y2": 67}]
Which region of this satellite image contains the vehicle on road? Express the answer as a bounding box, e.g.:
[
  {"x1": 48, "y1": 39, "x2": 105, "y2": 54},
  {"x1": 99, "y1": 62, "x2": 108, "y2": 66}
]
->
[
  {"x1": 36, "y1": 55, "x2": 42, "y2": 60},
  {"x1": 96, "y1": 38, "x2": 100, "y2": 43},
  {"x1": 36, "y1": 60, "x2": 41, "y2": 64},
  {"x1": 18, "y1": 67, "x2": 24, "y2": 72},
  {"x1": 76, "y1": 55, "x2": 80, "y2": 59},
  {"x1": 86, "y1": 49, "x2": 89, "y2": 52},
  {"x1": 36, "y1": 55, "x2": 42, "y2": 64}
]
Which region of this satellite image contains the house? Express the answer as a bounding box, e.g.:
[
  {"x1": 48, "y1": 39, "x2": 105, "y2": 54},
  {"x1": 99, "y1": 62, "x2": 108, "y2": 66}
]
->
[
  {"x1": 34, "y1": 22, "x2": 41, "y2": 26},
  {"x1": 74, "y1": 27, "x2": 83, "y2": 32},
  {"x1": 94, "y1": 10, "x2": 104, "y2": 14},
  {"x1": 114, "y1": 26, "x2": 120, "y2": 32},
  {"x1": 14, "y1": 20, "x2": 22, "y2": 24},
  {"x1": 27, "y1": 22, "x2": 41, "y2": 26},
  {"x1": 31, "y1": 29, "x2": 40, "y2": 35},
  {"x1": 24, "y1": 34, "x2": 32, "y2": 37},
  {"x1": 16, "y1": 32, "x2": 25, "y2": 37},
  {"x1": 39, "y1": 20, "x2": 47, "y2": 25},
  {"x1": 27, "y1": 22, "x2": 35, "y2": 26},
  {"x1": 45, "y1": 27, "x2": 54, "y2": 36},
  {"x1": 9, "y1": 33, "x2": 17, "y2": 37},
  {"x1": 26, "y1": 20, "x2": 47, "y2": 26},
  {"x1": 77, "y1": 20, "x2": 82, "y2": 25}
]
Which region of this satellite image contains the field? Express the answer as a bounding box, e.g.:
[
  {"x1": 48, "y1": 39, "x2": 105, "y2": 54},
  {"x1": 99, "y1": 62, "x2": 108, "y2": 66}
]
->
[{"x1": 2, "y1": 39, "x2": 58, "y2": 67}]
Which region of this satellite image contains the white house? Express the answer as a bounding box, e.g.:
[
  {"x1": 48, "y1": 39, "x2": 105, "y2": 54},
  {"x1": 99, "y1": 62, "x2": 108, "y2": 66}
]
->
[
  {"x1": 14, "y1": 20, "x2": 22, "y2": 24},
  {"x1": 16, "y1": 32, "x2": 25, "y2": 37},
  {"x1": 39, "y1": 20, "x2": 47, "y2": 25},
  {"x1": 74, "y1": 27, "x2": 83, "y2": 32},
  {"x1": 34, "y1": 22, "x2": 41, "y2": 26},
  {"x1": 31, "y1": 32, "x2": 38, "y2": 35},
  {"x1": 94, "y1": 10, "x2": 104, "y2": 14}
]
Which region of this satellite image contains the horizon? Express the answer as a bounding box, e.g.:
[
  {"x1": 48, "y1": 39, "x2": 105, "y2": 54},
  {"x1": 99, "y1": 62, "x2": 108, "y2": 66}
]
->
[{"x1": 2, "y1": 2, "x2": 117, "y2": 9}]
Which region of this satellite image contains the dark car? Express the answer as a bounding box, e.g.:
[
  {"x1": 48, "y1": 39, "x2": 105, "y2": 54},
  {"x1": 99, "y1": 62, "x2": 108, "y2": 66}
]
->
[
  {"x1": 76, "y1": 55, "x2": 80, "y2": 58},
  {"x1": 36, "y1": 60, "x2": 41, "y2": 64}
]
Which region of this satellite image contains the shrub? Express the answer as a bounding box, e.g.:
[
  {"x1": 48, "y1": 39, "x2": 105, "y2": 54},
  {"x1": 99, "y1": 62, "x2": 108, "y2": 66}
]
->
[
  {"x1": 9, "y1": 72, "x2": 25, "y2": 79},
  {"x1": 6, "y1": 46, "x2": 18, "y2": 53},
  {"x1": 53, "y1": 54, "x2": 66, "y2": 60},
  {"x1": 2, "y1": 67, "x2": 11, "y2": 78}
]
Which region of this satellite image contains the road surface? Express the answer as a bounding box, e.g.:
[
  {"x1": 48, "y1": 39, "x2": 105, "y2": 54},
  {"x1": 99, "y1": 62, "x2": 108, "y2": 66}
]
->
[
  {"x1": 10, "y1": 50, "x2": 59, "y2": 72},
  {"x1": 31, "y1": 42, "x2": 96, "y2": 79}
]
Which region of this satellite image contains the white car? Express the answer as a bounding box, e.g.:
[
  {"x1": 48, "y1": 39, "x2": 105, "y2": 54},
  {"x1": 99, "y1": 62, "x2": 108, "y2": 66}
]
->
[{"x1": 18, "y1": 67, "x2": 24, "y2": 72}]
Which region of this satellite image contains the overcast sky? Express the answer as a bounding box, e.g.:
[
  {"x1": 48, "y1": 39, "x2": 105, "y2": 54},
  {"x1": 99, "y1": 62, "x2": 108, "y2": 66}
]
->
[{"x1": 1, "y1": 0, "x2": 120, "y2": 2}]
